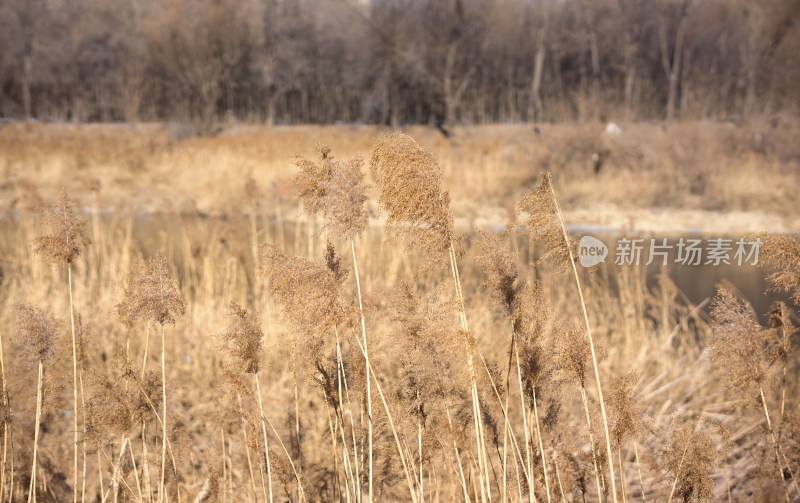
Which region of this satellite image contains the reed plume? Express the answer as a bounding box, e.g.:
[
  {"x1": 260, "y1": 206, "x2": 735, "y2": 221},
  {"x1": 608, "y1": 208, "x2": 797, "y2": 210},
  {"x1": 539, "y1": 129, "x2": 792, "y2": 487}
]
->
[
  {"x1": 662, "y1": 419, "x2": 728, "y2": 503},
  {"x1": 370, "y1": 133, "x2": 454, "y2": 259},
  {"x1": 709, "y1": 286, "x2": 776, "y2": 397},
  {"x1": 709, "y1": 286, "x2": 796, "y2": 501},
  {"x1": 768, "y1": 302, "x2": 796, "y2": 420},
  {"x1": 33, "y1": 190, "x2": 90, "y2": 266},
  {"x1": 294, "y1": 146, "x2": 369, "y2": 242},
  {"x1": 759, "y1": 234, "x2": 800, "y2": 305},
  {"x1": 218, "y1": 303, "x2": 263, "y2": 375},
  {"x1": 217, "y1": 303, "x2": 277, "y2": 503},
  {"x1": 15, "y1": 304, "x2": 58, "y2": 503},
  {"x1": 371, "y1": 132, "x2": 491, "y2": 500},
  {"x1": 116, "y1": 251, "x2": 185, "y2": 503},
  {"x1": 607, "y1": 369, "x2": 648, "y2": 502},
  {"x1": 518, "y1": 172, "x2": 617, "y2": 503},
  {"x1": 517, "y1": 173, "x2": 575, "y2": 271},
  {"x1": 117, "y1": 252, "x2": 186, "y2": 327},
  {"x1": 261, "y1": 244, "x2": 343, "y2": 367},
  {"x1": 34, "y1": 190, "x2": 90, "y2": 503},
  {"x1": 293, "y1": 144, "x2": 371, "y2": 500}
]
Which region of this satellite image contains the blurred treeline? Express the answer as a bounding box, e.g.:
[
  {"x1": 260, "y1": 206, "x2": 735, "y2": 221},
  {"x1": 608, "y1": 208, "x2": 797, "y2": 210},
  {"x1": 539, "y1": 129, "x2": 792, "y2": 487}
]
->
[{"x1": 0, "y1": 0, "x2": 797, "y2": 125}]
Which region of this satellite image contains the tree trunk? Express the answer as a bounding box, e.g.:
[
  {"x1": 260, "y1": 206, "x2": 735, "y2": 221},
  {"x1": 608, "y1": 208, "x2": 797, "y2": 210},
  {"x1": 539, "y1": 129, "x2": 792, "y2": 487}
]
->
[
  {"x1": 22, "y1": 53, "x2": 32, "y2": 119},
  {"x1": 660, "y1": 0, "x2": 691, "y2": 121},
  {"x1": 530, "y1": 30, "x2": 546, "y2": 122},
  {"x1": 444, "y1": 42, "x2": 457, "y2": 125}
]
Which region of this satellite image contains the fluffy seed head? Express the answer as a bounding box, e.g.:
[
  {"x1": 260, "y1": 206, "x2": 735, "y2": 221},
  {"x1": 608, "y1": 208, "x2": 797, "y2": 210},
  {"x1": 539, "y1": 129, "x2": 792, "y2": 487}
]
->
[
  {"x1": 389, "y1": 281, "x2": 466, "y2": 422},
  {"x1": 370, "y1": 133, "x2": 454, "y2": 258},
  {"x1": 116, "y1": 251, "x2": 186, "y2": 327},
  {"x1": 709, "y1": 286, "x2": 778, "y2": 395},
  {"x1": 294, "y1": 145, "x2": 369, "y2": 241},
  {"x1": 33, "y1": 190, "x2": 91, "y2": 264},
  {"x1": 606, "y1": 369, "x2": 647, "y2": 447},
  {"x1": 555, "y1": 321, "x2": 595, "y2": 388},
  {"x1": 261, "y1": 244, "x2": 343, "y2": 365},
  {"x1": 662, "y1": 419, "x2": 729, "y2": 502},
  {"x1": 759, "y1": 234, "x2": 800, "y2": 305},
  {"x1": 475, "y1": 228, "x2": 522, "y2": 316},
  {"x1": 517, "y1": 172, "x2": 576, "y2": 270},
  {"x1": 15, "y1": 303, "x2": 58, "y2": 365},
  {"x1": 218, "y1": 303, "x2": 263, "y2": 374}
]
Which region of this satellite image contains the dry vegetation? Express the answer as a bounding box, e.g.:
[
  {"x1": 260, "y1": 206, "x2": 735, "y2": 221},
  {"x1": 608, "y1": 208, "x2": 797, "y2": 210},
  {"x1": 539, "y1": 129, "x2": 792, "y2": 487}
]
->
[
  {"x1": 2, "y1": 120, "x2": 800, "y2": 232},
  {"x1": 0, "y1": 130, "x2": 799, "y2": 503}
]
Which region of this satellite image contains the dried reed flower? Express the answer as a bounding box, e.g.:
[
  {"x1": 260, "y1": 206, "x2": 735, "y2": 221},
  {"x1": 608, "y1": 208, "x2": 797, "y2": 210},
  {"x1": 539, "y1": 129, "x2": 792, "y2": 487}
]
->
[
  {"x1": 606, "y1": 369, "x2": 647, "y2": 447},
  {"x1": 662, "y1": 419, "x2": 729, "y2": 502},
  {"x1": 218, "y1": 303, "x2": 263, "y2": 374},
  {"x1": 517, "y1": 173, "x2": 576, "y2": 270},
  {"x1": 15, "y1": 303, "x2": 58, "y2": 366},
  {"x1": 389, "y1": 281, "x2": 466, "y2": 423},
  {"x1": 759, "y1": 234, "x2": 800, "y2": 305},
  {"x1": 116, "y1": 251, "x2": 186, "y2": 327},
  {"x1": 768, "y1": 301, "x2": 796, "y2": 367},
  {"x1": 261, "y1": 244, "x2": 343, "y2": 364},
  {"x1": 709, "y1": 286, "x2": 778, "y2": 397},
  {"x1": 475, "y1": 228, "x2": 523, "y2": 316},
  {"x1": 33, "y1": 190, "x2": 91, "y2": 264},
  {"x1": 294, "y1": 145, "x2": 369, "y2": 241},
  {"x1": 320, "y1": 155, "x2": 369, "y2": 241},
  {"x1": 324, "y1": 240, "x2": 348, "y2": 284},
  {"x1": 555, "y1": 321, "x2": 596, "y2": 388},
  {"x1": 370, "y1": 133, "x2": 454, "y2": 257}
]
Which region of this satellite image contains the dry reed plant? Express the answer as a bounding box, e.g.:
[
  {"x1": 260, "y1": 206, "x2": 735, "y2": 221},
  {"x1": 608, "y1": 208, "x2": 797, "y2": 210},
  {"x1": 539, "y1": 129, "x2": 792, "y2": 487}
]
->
[
  {"x1": 293, "y1": 144, "x2": 372, "y2": 501},
  {"x1": 33, "y1": 190, "x2": 90, "y2": 503},
  {"x1": 116, "y1": 251, "x2": 185, "y2": 503},
  {"x1": 3, "y1": 130, "x2": 800, "y2": 503},
  {"x1": 518, "y1": 172, "x2": 618, "y2": 503},
  {"x1": 709, "y1": 286, "x2": 797, "y2": 501},
  {"x1": 14, "y1": 304, "x2": 58, "y2": 503},
  {"x1": 661, "y1": 418, "x2": 728, "y2": 503},
  {"x1": 371, "y1": 132, "x2": 496, "y2": 502},
  {"x1": 218, "y1": 303, "x2": 276, "y2": 503}
]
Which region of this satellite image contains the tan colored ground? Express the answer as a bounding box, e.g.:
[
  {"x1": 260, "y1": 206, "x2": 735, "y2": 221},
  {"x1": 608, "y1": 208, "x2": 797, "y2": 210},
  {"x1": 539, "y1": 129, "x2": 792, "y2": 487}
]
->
[{"x1": 1, "y1": 120, "x2": 799, "y2": 232}]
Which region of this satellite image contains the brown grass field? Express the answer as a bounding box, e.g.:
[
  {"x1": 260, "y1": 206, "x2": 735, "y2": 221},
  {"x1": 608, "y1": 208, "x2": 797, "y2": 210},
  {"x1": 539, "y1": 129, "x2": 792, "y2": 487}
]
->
[{"x1": 0, "y1": 122, "x2": 799, "y2": 503}]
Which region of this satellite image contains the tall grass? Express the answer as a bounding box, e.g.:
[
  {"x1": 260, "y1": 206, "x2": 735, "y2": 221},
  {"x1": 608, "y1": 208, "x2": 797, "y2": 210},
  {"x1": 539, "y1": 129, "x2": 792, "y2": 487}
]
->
[{"x1": 0, "y1": 134, "x2": 798, "y2": 502}]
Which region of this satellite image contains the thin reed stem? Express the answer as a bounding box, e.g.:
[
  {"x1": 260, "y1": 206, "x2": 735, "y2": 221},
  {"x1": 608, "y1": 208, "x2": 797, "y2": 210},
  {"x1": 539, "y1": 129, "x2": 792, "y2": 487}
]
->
[
  {"x1": 548, "y1": 183, "x2": 617, "y2": 503},
  {"x1": 335, "y1": 330, "x2": 361, "y2": 500},
  {"x1": 350, "y1": 239, "x2": 372, "y2": 503},
  {"x1": 617, "y1": 448, "x2": 627, "y2": 503},
  {"x1": 28, "y1": 361, "x2": 43, "y2": 503},
  {"x1": 448, "y1": 242, "x2": 490, "y2": 503},
  {"x1": 254, "y1": 374, "x2": 274, "y2": 503},
  {"x1": 580, "y1": 386, "x2": 604, "y2": 502},
  {"x1": 666, "y1": 443, "x2": 689, "y2": 503},
  {"x1": 79, "y1": 372, "x2": 87, "y2": 503},
  {"x1": 759, "y1": 387, "x2": 799, "y2": 501},
  {"x1": 513, "y1": 341, "x2": 535, "y2": 503},
  {"x1": 476, "y1": 352, "x2": 533, "y2": 492},
  {"x1": 553, "y1": 457, "x2": 566, "y2": 503},
  {"x1": 254, "y1": 394, "x2": 306, "y2": 502},
  {"x1": 68, "y1": 263, "x2": 79, "y2": 503},
  {"x1": 333, "y1": 326, "x2": 361, "y2": 503},
  {"x1": 532, "y1": 390, "x2": 551, "y2": 503},
  {"x1": 142, "y1": 422, "x2": 152, "y2": 503},
  {"x1": 350, "y1": 329, "x2": 418, "y2": 503},
  {"x1": 236, "y1": 394, "x2": 257, "y2": 503},
  {"x1": 0, "y1": 331, "x2": 7, "y2": 503},
  {"x1": 159, "y1": 323, "x2": 166, "y2": 503},
  {"x1": 633, "y1": 442, "x2": 646, "y2": 503}
]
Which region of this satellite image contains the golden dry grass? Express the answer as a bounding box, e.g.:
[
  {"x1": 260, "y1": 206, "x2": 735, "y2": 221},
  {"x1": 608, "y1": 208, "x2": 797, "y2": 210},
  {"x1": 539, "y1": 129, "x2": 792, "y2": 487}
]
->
[
  {"x1": 2, "y1": 120, "x2": 800, "y2": 231},
  {"x1": 0, "y1": 126, "x2": 798, "y2": 502}
]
